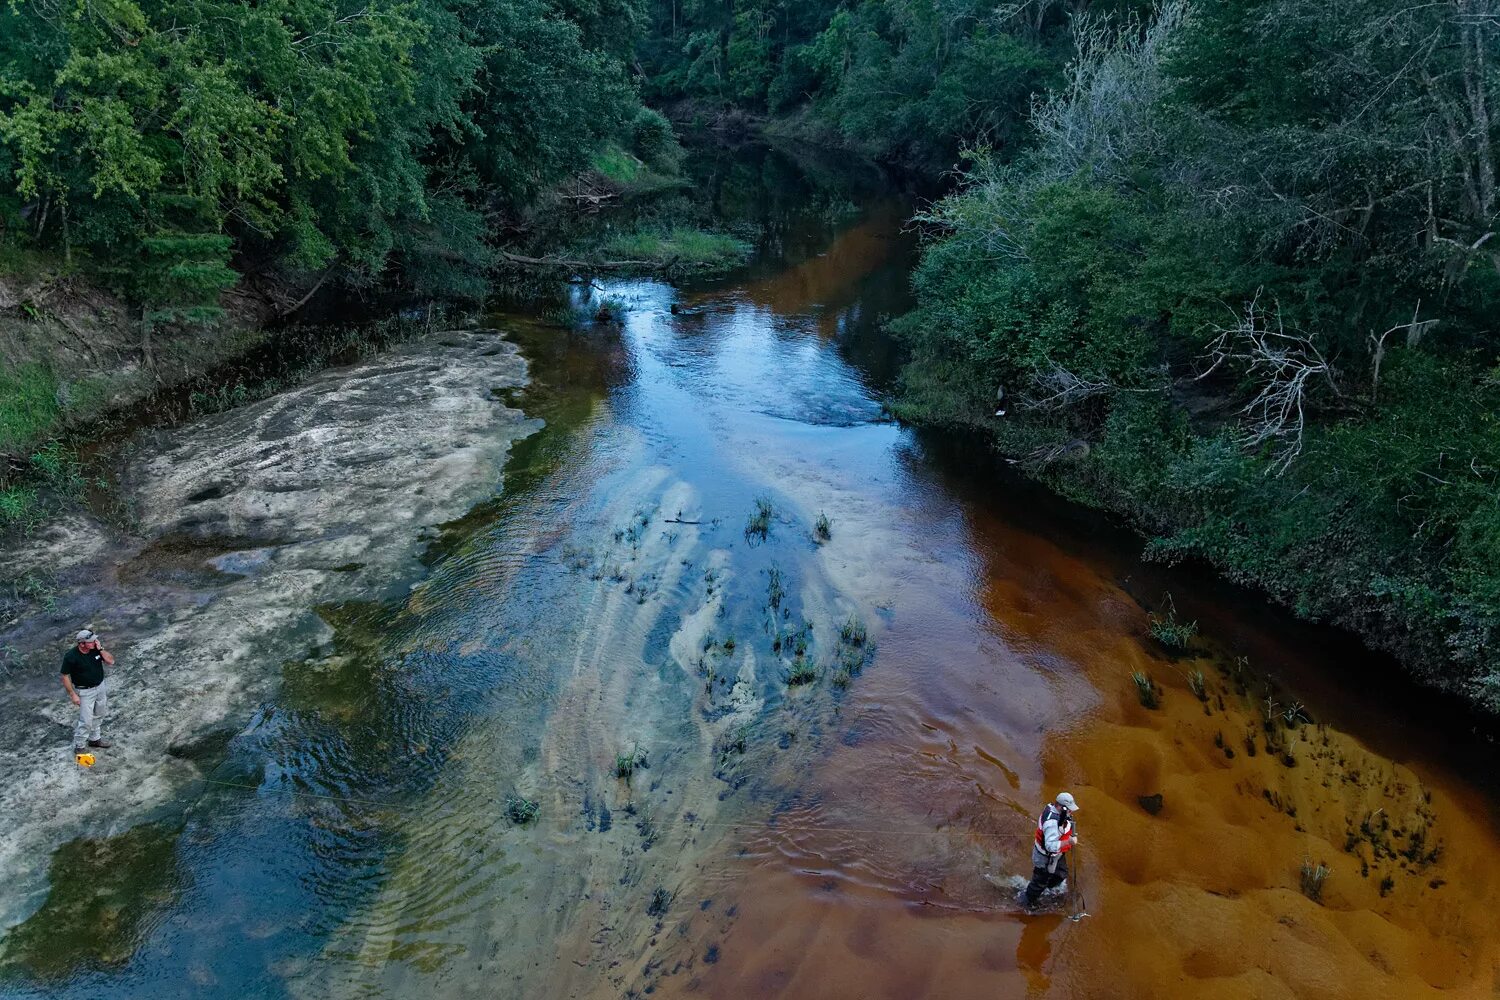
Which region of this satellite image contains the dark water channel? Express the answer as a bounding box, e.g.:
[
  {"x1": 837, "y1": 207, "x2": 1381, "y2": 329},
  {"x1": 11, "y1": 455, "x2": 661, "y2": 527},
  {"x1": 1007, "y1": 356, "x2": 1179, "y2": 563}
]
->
[{"x1": 2, "y1": 145, "x2": 1497, "y2": 999}]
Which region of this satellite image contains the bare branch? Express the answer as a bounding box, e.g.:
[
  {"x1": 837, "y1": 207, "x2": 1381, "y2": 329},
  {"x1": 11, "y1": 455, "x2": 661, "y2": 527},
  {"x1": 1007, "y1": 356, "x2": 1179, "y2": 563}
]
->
[{"x1": 1206, "y1": 291, "x2": 1345, "y2": 475}]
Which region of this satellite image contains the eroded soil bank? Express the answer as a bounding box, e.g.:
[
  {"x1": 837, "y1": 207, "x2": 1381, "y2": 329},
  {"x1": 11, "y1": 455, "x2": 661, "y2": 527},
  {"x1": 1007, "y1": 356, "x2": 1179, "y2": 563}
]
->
[{"x1": 0, "y1": 145, "x2": 1496, "y2": 999}]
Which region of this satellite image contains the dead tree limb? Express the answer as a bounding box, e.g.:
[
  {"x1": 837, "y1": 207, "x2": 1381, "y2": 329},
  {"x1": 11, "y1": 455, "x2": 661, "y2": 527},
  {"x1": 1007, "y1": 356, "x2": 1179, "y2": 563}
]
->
[
  {"x1": 498, "y1": 250, "x2": 656, "y2": 271},
  {"x1": 1204, "y1": 291, "x2": 1343, "y2": 475}
]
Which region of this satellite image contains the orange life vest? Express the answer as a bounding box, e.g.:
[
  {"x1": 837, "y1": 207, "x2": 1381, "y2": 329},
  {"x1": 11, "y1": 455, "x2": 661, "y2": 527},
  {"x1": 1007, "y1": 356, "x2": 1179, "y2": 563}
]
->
[{"x1": 1034, "y1": 803, "x2": 1076, "y2": 854}]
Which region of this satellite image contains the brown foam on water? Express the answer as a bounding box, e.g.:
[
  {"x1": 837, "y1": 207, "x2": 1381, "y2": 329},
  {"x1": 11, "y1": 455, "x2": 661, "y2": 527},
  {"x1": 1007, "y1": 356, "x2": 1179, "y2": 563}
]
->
[{"x1": 648, "y1": 508, "x2": 1500, "y2": 999}]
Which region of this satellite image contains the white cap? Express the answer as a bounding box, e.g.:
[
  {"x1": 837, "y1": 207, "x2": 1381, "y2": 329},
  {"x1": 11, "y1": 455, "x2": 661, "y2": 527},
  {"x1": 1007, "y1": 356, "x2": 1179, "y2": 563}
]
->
[
  {"x1": 1056, "y1": 791, "x2": 1080, "y2": 812},
  {"x1": 75, "y1": 629, "x2": 97, "y2": 643}
]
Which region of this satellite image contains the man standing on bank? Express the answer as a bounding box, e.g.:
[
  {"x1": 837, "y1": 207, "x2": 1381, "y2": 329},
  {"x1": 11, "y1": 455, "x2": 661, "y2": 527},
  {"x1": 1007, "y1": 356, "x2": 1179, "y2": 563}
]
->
[
  {"x1": 1024, "y1": 791, "x2": 1079, "y2": 908},
  {"x1": 61, "y1": 628, "x2": 114, "y2": 752}
]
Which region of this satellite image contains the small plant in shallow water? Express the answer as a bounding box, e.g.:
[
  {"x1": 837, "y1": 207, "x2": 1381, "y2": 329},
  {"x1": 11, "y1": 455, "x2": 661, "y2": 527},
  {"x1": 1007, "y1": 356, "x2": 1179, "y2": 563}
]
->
[
  {"x1": 647, "y1": 886, "x2": 673, "y2": 918},
  {"x1": 615, "y1": 745, "x2": 648, "y2": 782},
  {"x1": 594, "y1": 296, "x2": 627, "y2": 323},
  {"x1": 505, "y1": 794, "x2": 540, "y2": 825},
  {"x1": 766, "y1": 566, "x2": 785, "y2": 611},
  {"x1": 745, "y1": 496, "x2": 774, "y2": 541},
  {"x1": 786, "y1": 661, "x2": 817, "y2": 687},
  {"x1": 1147, "y1": 594, "x2": 1198, "y2": 650},
  {"x1": 1188, "y1": 669, "x2": 1208, "y2": 702},
  {"x1": 1131, "y1": 670, "x2": 1159, "y2": 709},
  {"x1": 1299, "y1": 858, "x2": 1331, "y2": 903},
  {"x1": 722, "y1": 634, "x2": 736, "y2": 652},
  {"x1": 839, "y1": 616, "x2": 867, "y2": 648},
  {"x1": 814, "y1": 512, "x2": 832, "y2": 542}
]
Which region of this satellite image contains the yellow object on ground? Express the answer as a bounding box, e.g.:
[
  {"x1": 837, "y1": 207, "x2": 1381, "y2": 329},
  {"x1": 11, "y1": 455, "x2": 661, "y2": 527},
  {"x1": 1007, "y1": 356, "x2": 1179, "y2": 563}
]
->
[{"x1": 74, "y1": 752, "x2": 95, "y2": 767}]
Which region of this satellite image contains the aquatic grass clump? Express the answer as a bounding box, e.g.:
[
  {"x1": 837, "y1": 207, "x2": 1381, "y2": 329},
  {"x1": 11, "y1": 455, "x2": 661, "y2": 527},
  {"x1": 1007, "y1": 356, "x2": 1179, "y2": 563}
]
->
[
  {"x1": 647, "y1": 886, "x2": 673, "y2": 918},
  {"x1": 1299, "y1": 857, "x2": 1331, "y2": 903},
  {"x1": 838, "y1": 616, "x2": 867, "y2": 648},
  {"x1": 814, "y1": 512, "x2": 832, "y2": 542},
  {"x1": 766, "y1": 565, "x2": 785, "y2": 610},
  {"x1": 1148, "y1": 612, "x2": 1198, "y2": 650},
  {"x1": 594, "y1": 296, "x2": 627, "y2": 323},
  {"x1": 786, "y1": 661, "x2": 818, "y2": 687},
  {"x1": 1147, "y1": 594, "x2": 1197, "y2": 650},
  {"x1": 505, "y1": 794, "x2": 540, "y2": 826},
  {"x1": 615, "y1": 744, "x2": 648, "y2": 782},
  {"x1": 831, "y1": 667, "x2": 852, "y2": 689},
  {"x1": 1188, "y1": 669, "x2": 1208, "y2": 702},
  {"x1": 1130, "y1": 670, "x2": 1160, "y2": 709},
  {"x1": 540, "y1": 303, "x2": 587, "y2": 330},
  {"x1": 745, "y1": 496, "x2": 774, "y2": 541}
]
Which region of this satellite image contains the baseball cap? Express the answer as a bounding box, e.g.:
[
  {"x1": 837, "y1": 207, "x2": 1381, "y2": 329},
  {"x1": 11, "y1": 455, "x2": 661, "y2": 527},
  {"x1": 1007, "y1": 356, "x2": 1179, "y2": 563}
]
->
[
  {"x1": 1056, "y1": 791, "x2": 1080, "y2": 812},
  {"x1": 75, "y1": 629, "x2": 97, "y2": 643}
]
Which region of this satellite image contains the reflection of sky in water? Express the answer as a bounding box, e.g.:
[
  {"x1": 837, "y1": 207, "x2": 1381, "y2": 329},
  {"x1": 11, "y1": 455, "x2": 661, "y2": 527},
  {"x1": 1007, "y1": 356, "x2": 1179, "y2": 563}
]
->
[{"x1": 620, "y1": 288, "x2": 886, "y2": 430}]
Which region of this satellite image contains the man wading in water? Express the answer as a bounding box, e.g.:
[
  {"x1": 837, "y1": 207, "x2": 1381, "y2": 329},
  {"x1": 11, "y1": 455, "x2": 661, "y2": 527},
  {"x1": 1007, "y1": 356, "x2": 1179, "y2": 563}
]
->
[
  {"x1": 1025, "y1": 791, "x2": 1079, "y2": 908},
  {"x1": 61, "y1": 628, "x2": 114, "y2": 753}
]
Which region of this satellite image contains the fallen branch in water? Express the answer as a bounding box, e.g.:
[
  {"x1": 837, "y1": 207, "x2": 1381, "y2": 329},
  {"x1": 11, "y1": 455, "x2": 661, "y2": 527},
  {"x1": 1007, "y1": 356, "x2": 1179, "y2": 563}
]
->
[{"x1": 498, "y1": 250, "x2": 657, "y2": 271}]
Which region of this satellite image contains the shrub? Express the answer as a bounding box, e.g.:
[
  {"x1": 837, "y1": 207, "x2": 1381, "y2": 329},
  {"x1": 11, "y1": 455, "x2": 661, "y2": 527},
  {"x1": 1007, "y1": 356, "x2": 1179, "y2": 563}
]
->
[{"x1": 631, "y1": 108, "x2": 678, "y2": 170}]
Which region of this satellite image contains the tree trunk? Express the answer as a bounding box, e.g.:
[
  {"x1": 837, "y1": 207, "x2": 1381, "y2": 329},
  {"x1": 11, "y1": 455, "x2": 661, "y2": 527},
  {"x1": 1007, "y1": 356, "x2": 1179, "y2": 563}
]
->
[{"x1": 140, "y1": 303, "x2": 154, "y2": 370}]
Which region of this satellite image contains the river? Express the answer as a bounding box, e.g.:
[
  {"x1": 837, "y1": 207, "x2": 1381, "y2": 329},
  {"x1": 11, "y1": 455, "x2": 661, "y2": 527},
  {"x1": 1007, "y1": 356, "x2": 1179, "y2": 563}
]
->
[{"x1": 1, "y1": 145, "x2": 1497, "y2": 999}]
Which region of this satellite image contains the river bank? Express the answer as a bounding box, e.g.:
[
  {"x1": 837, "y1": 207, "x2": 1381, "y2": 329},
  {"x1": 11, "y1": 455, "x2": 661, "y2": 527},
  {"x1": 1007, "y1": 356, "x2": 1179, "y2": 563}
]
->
[{"x1": 0, "y1": 328, "x2": 536, "y2": 931}]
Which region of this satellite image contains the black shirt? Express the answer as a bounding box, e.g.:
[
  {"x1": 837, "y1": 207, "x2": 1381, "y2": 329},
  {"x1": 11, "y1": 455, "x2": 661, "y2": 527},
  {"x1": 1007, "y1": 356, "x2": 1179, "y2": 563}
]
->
[{"x1": 61, "y1": 647, "x2": 105, "y2": 689}]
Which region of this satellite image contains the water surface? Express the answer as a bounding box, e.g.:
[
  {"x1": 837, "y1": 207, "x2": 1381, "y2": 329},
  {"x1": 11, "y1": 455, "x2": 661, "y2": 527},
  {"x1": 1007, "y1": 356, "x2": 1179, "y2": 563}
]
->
[{"x1": 3, "y1": 146, "x2": 1497, "y2": 999}]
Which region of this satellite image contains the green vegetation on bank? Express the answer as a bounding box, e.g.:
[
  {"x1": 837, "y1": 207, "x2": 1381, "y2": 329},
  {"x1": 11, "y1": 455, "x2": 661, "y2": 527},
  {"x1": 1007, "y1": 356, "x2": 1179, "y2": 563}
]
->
[
  {"x1": 0, "y1": 0, "x2": 647, "y2": 323},
  {"x1": 599, "y1": 227, "x2": 751, "y2": 271},
  {"x1": 890, "y1": 1, "x2": 1500, "y2": 709}
]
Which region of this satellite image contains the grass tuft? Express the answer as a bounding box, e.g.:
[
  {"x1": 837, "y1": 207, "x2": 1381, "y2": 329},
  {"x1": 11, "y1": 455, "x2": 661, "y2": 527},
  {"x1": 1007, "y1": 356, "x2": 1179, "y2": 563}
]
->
[
  {"x1": 1299, "y1": 858, "x2": 1331, "y2": 903},
  {"x1": 814, "y1": 511, "x2": 832, "y2": 542},
  {"x1": 1188, "y1": 668, "x2": 1208, "y2": 702},
  {"x1": 615, "y1": 744, "x2": 648, "y2": 782},
  {"x1": 505, "y1": 794, "x2": 540, "y2": 825},
  {"x1": 786, "y1": 661, "x2": 817, "y2": 687},
  {"x1": 838, "y1": 616, "x2": 867, "y2": 648},
  {"x1": 745, "y1": 496, "x2": 774, "y2": 541},
  {"x1": 1131, "y1": 670, "x2": 1160, "y2": 709},
  {"x1": 766, "y1": 565, "x2": 785, "y2": 610},
  {"x1": 1147, "y1": 594, "x2": 1198, "y2": 650}
]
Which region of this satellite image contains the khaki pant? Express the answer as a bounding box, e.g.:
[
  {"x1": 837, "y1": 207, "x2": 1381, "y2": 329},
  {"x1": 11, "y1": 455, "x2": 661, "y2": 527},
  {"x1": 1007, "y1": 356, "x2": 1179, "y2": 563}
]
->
[{"x1": 73, "y1": 680, "x2": 108, "y2": 747}]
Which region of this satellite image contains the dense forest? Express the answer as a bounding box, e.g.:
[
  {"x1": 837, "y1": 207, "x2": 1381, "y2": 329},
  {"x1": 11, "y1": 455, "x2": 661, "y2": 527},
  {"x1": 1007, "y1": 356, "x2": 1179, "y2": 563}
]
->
[
  {"x1": 2, "y1": 0, "x2": 1498, "y2": 709},
  {"x1": 638, "y1": 0, "x2": 1145, "y2": 166},
  {"x1": 0, "y1": 0, "x2": 658, "y2": 318}
]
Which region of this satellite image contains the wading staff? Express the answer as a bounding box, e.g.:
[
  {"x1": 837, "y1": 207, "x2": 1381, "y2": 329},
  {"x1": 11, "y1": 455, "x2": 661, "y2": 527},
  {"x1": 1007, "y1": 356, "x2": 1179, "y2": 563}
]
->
[{"x1": 1070, "y1": 850, "x2": 1090, "y2": 922}]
